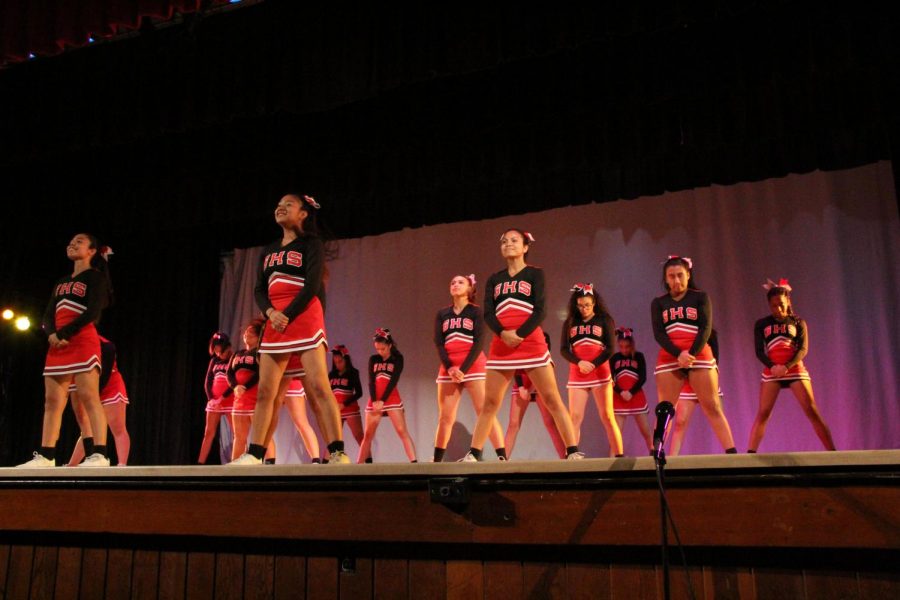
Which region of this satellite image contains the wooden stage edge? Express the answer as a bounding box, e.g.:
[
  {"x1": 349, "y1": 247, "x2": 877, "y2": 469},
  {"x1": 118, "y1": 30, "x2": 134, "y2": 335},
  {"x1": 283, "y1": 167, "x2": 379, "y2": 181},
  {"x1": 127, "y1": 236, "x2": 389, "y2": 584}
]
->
[{"x1": 0, "y1": 450, "x2": 898, "y2": 599}]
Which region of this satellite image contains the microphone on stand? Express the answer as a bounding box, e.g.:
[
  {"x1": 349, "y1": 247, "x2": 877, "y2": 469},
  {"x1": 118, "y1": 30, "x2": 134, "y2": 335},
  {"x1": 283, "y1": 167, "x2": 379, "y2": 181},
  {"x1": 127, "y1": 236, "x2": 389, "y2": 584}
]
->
[{"x1": 653, "y1": 401, "x2": 675, "y2": 460}]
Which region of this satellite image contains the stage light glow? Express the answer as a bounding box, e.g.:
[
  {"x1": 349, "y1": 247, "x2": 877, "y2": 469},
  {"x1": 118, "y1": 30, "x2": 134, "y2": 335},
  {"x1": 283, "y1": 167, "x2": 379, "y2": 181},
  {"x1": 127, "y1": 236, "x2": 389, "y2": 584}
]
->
[
  {"x1": 88, "y1": 36, "x2": 95, "y2": 43},
  {"x1": 14, "y1": 316, "x2": 30, "y2": 331},
  {"x1": 1, "y1": 309, "x2": 13, "y2": 320},
  {"x1": 28, "y1": 53, "x2": 36, "y2": 59},
  {"x1": 229, "y1": 0, "x2": 242, "y2": 3}
]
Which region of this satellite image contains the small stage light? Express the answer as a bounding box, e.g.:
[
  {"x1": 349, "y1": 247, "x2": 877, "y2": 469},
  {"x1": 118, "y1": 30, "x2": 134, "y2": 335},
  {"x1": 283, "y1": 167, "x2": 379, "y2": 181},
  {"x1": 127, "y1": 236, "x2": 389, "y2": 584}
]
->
[
  {"x1": 15, "y1": 316, "x2": 30, "y2": 331},
  {"x1": 88, "y1": 36, "x2": 95, "y2": 43},
  {"x1": 1, "y1": 309, "x2": 13, "y2": 320},
  {"x1": 28, "y1": 53, "x2": 36, "y2": 60}
]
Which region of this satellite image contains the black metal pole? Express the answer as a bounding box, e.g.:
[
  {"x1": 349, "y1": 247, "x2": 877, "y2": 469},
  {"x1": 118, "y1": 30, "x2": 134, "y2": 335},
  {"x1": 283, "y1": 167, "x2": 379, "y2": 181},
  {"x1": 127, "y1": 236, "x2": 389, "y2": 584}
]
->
[{"x1": 656, "y1": 450, "x2": 670, "y2": 600}]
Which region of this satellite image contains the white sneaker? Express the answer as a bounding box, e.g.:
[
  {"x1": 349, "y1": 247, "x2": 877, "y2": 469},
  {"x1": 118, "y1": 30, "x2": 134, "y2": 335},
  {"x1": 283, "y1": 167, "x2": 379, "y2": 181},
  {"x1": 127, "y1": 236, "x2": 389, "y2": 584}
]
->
[
  {"x1": 229, "y1": 453, "x2": 262, "y2": 465},
  {"x1": 78, "y1": 453, "x2": 111, "y2": 467},
  {"x1": 16, "y1": 452, "x2": 55, "y2": 468},
  {"x1": 458, "y1": 451, "x2": 480, "y2": 462},
  {"x1": 566, "y1": 451, "x2": 586, "y2": 460},
  {"x1": 328, "y1": 450, "x2": 351, "y2": 464},
  {"x1": 498, "y1": 455, "x2": 508, "y2": 462}
]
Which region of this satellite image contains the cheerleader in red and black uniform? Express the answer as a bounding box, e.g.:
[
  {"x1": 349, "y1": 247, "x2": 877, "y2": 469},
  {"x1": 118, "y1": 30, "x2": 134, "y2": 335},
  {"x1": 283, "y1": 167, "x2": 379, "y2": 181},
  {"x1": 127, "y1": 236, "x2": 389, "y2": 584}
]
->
[
  {"x1": 357, "y1": 329, "x2": 417, "y2": 463},
  {"x1": 610, "y1": 328, "x2": 653, "y2": 454},
  {"x1": 464, "y1": 229, "x2": 582, "y2": 461},
  {"x1": 504, "y1": 334, "x2": 567, "y2": 459},
  {"x1": 18, "y1": 234, "x2": 113, "y2": 468},
  {"x1": 67, "y1": 336, "x2": 131, "y2": 466},
  {"x1": 229, "y1": 319, "x2": 275, "y2": 462},
  {"x1": 747, "y1": 279, "x2": 835, "y2": 452},
  {"x1": 329, "y1": 345, "x2": 364, "y2": 452},
  {"x1": 562, "y1": 283, "x2": 622, "y2": 457},
  {"x1": 232, "y1": 194, "x2": 347, "y2": 465},
  {"x1": 281, "y1": 378, "x2": 323, "y2": 463},
  {"x1": 432, "y1": 275, "x2": 506, "y2": 462},
  {"x1": 651, "y1": 256, "x2": 736, "y2": 453},
  {"x1": 198, "y1": 332, "x2": 234, "y2": 464}
]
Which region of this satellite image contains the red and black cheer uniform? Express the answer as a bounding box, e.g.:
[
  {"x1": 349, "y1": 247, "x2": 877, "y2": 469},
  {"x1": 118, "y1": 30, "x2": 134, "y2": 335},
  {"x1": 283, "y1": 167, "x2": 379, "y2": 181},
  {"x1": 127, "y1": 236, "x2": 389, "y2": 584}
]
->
[
  {"x1": 367, "y1": 352, "x2": 404, "y2": 413},
  {"x1": 651, "y1": 289, "x2": 715, "y2": 374},
  {"x1": 204, "y1": 353, "x2": 233, "y2": 414},
  {"x1": 330, "y1": 367, "x2": 363, "y2": 419},
  {"x1": 285, "y1": 377, "x2": 306, "y2": 400},
  {"x1": 610, "y1": 351, "x2": 649, "y2": 415},
  {"x1": 561, "y1": 313, "x2": 615, "y2": 389},
  {"x1": 97, "y1": 337, "x2": 128, "y2": 406},
  {"x1": 228, "y1": 349, "x2": 260, "y2": 416},
  {"x1": 42, "y1": 268, "x2": 109, "y2": 378},
  {"x1": 484, "y1": 265, "x2": 551, "y2": 370},
  {"x1": 254, "y1": 234, "x2": 327, "y2": 375},
  {"x1": 434, "y1": 304, "x2": 487, "y2": 383},
  {"x1": 68, "y1": 336, "x2": 129, "y2": 405},
  {"x1": 754, "y1": 315, "x2": 810, "y2": 386}
]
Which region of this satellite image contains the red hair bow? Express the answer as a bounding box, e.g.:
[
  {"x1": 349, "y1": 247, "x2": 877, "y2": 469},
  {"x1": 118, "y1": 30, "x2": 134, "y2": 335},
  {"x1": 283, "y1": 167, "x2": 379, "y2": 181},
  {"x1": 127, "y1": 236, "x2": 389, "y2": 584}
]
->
[
  {"x1": 571, "y1": 283, "x2": 594, "y2": 295},
  {"x1": 665, "y1": 255, "x2": 693, "y2": 270}
]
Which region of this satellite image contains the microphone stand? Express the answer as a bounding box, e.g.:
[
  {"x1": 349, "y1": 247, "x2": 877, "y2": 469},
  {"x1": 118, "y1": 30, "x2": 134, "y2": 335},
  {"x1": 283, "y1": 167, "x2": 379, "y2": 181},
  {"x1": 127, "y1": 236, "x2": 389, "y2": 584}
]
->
[{"x1": 654, "y1": 441, "x2": 670, "y2": 600}]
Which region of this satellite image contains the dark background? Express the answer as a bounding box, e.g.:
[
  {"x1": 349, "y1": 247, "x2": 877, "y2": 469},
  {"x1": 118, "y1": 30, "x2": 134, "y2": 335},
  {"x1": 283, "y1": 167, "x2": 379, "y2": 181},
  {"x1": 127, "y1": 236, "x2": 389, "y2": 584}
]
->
[{"x1": 0, "y1": 1, "x2": 897, "y2": 465}]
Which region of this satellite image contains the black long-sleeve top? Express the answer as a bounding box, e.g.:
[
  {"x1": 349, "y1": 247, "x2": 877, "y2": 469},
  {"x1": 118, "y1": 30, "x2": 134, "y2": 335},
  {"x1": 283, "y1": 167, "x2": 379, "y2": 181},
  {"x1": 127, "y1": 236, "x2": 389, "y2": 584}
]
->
[
  {"x1": 754, "y1": 315, "x2": 808, "y2": 369},
  {"x1": 330, "y1": 367, "x2": 363, "y2": 407},
  {"x1": 610, "y1": 351, "x2": 647, "y2": 395},
  {"x1": 483, "y1": 265, "x2": 546, "y2": 339},
  {"x1": 368, "y1": 353, "x2": 404, "y2": 401},
  {"x1": 560, "y1": 313, "x2": 616, "y2": 367},
  {"x1": 433, "y1": 303, "x2": 485, "y2": 374},
  {"x1": 42, "y1": 269, "x2": 109, "y2": 341},
  {"x1": 227, "y1": 349, "x2": 260, "y2": 390},
  {"x1": 254, "y1": 233, "x2": 326, "y2": 320},
  {"x1": 650, "y1": 289, "x2": 712, "y2": 358}
]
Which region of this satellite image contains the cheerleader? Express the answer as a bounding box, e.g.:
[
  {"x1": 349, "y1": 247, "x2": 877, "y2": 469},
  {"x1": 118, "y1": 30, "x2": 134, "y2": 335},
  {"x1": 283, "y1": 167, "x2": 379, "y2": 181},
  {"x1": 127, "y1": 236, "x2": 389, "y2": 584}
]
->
[
  {"x1": 281, "y1": 378, "x2": 323, "y2": 463},
  {"x1": 651, "y1": 256, "x2": 736, "y2": 453},
  {"x1": 18, "y1": 233, "x2": 113, "y2": 468},
  {"x1": 610, "y1": 328, "x2": 653, "y2": 454},
  {"x1": 198, "y1": 331, "x2": 234, "y2": 464},
  {"x1": 463, "y1": 229, "x2": 582, "y2": 461},
  {"x1": 232, "y1": 194, "x2": 348, "y2": 465},
  {"x1": 747, "y1": 279, "x2": 835, "y2": 451},
  {"x1": 505, "y1": 362, "x2": 567, "y2": 459},
  {"x1": 67, "y1": 336, "x2": 131, "y2": 466},
  {"x1": 561, "y1": 284, "x2": 623, "y2": 457},
  {"x1": 229, "y1": 319, "x2": 275, "y2": 462},
  {"x1": 432, "y1": 275, "x2": 505, "y2": 462},
  {"x1": 357, "y1": 329, "x2": 417, "y2": 463},
  {"x1": 329, "y1": 345, "x2": 364, "y2": 451}
]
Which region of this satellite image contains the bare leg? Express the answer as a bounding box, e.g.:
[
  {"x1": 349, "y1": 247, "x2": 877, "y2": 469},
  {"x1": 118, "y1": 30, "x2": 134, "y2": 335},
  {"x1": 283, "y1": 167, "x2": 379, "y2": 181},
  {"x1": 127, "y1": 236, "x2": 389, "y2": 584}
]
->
[
  {"x1": 504, "y1": 393, "x2": 529, "y2": 458},
  {"x1": 344, "y1": 414, "x2": 364, "y2": 446},
  {"x1": 197, "y1": 410, "x2": 223, "y2": 464},
  {"x1": 387, "y1": 409, "x2": 417, "y2": 461},
  {"x1": 535, "y1": 395, "x2": 567, "y2": 459},
  {"x1": 567, "y1": 388, "x2": 589, "y2": 446},
  {"x1": 747, "y1": 382, "x2": 781, "y2": 452},
  {"x1": 284, "y1": 393, "x2": 321, "y2": 461},
  {"x1": 526, "y1": 365, "x2": 577, "y2": 448},
  {"x1": 465, "y1": 380, "x2": 505, "y2": 452},
  {"x1": 434, "y1": 383, "x2": 462, "y2": 450},
  {"x1": 689, "y1": 369, "x2": 735, "y2": 451},
  {"x1": 633, "y1": 413, "x2": 654, "y2": 452},
  {"x1": 592, "y1": 384, "x2": 623, "y2": 456},
  {"x1": 357, "y1": 411, "x2": 382, "y2": 463},
  {"x1": 73, "y1": 369, "x2": 106, "y2": 446},
  {"x1": 789, "y1": 380, "x2": 836, "y2": 450},
  {"x1": 105, "y1": 402, "x2": 130, "y2": 465},
  {"x1": 67, "y1": 392, "x2": 91, "y2": 466},
  {"x1": 471, "y1": 370, "x2": 513, "y2": 450},
  {"x1": 668, "y1": 400, "x2": 696, "y2": 456},
  {"x1": 298, "y1": 345, "x2": 343, "y2": 445},
  {"x1": 232, "y1": 415, "x2": 252, "y2": 461},
  {"x1": 248, "y1": 353, "x2": 289, "y2": 446}
]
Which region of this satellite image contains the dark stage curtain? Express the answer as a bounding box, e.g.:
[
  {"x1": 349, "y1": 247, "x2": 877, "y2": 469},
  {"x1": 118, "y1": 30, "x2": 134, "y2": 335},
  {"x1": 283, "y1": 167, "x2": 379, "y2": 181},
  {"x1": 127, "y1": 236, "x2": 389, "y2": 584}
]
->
[
  {"x1": 0, "y1": 0, "x2": 228, "y2": 64},
  {"x1": 0, "y1": 2, "x2": 897, "y2": 465}
]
